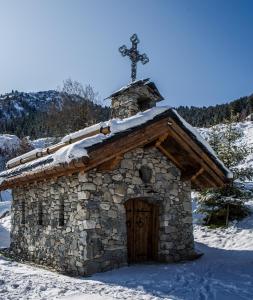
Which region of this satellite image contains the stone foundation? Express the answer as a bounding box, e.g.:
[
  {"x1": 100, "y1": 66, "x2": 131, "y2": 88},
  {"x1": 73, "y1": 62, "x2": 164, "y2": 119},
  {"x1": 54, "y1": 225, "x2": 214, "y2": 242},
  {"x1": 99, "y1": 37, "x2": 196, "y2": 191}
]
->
[{"x1": 11, "y1": 147, "x2": 195, "y2": 275}]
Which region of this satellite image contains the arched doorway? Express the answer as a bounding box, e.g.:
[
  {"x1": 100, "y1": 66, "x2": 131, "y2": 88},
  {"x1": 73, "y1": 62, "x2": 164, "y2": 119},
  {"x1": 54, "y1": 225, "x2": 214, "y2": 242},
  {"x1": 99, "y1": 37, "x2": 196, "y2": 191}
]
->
[{"x1": 125, "y1": 198, "x2": 159, "y2": 263}]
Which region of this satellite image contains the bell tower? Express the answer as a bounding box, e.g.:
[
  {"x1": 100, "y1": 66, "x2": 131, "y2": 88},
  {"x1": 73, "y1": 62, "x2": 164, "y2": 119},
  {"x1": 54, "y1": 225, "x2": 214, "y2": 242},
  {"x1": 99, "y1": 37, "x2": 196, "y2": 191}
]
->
[{"x1": 108, "y1": 78, "x2": 164, "y2": 119}]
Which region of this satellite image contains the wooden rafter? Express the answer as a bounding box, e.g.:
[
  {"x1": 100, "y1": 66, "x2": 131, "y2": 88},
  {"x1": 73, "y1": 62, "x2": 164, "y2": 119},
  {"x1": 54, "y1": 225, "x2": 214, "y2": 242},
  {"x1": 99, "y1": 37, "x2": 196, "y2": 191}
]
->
[
  {"x1": 155, "y1": 133, "x2": 170, "y2": 147},
  {"x1": 167, "y1": 119, "x2": 225, "y2": 187},
  {"x1": 169, "y1": 118, "x2": 226, "y2": 179},
  {"x1": 98, "y1": 155, "x2": 123, "y2": 171},
  {"x1": 191, "y1": 167, "x2": 204, "y2": 182},
  {"x1": 156, "y1": 143, "x2": 183, "y2": 171}
]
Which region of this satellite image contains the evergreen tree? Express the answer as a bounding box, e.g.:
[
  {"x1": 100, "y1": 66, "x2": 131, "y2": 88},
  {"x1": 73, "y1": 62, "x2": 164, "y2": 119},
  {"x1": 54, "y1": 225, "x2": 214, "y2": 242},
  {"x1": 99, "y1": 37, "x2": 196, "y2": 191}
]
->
[
  {"x1": 197, "y1": 112, "x2": 253, "y2": 227},
  {"x1": 207, "y1": 126, "x2": 220, "y2": 154}
]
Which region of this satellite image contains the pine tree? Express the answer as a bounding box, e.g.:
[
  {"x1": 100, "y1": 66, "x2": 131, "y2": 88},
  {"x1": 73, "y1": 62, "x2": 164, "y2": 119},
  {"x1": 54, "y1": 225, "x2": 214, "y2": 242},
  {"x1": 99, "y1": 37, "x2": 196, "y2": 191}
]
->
[
  {"x1": 208, "y1": 125, "x2": 220, "y2": 154},
  {"x1": 197, "y1": 112, "x2": 252, "y2": 227},
  {"x1": 218, "y1": 114, "x2": 246, "y2": 169}
]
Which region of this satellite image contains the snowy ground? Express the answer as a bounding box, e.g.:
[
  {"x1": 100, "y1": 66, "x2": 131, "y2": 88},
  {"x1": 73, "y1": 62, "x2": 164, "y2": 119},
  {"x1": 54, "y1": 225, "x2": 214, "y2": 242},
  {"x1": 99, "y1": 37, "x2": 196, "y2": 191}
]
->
[
  {"x1": 0, "y1": 201, "x2": 11, "y2": 249},
  {"x1": 0, "y1": 200, "x2": 253, "y2": 300}
]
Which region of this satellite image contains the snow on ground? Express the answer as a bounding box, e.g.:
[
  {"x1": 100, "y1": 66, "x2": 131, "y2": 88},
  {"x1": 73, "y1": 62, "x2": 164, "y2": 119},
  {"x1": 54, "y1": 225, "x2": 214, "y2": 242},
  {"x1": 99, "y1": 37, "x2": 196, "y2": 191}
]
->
[
  {"x1": 0, "y1": 200, "x2": 11, "y2": 218},
  {"x1": 0, "y1": 215, "x2": 10, "y2": 248},
  {"x1": 0, "y1": 200, "x2": 11, "y2": 249},
  {"x1": 0, "y1": 200, "x2": 253, "y2": 300}
]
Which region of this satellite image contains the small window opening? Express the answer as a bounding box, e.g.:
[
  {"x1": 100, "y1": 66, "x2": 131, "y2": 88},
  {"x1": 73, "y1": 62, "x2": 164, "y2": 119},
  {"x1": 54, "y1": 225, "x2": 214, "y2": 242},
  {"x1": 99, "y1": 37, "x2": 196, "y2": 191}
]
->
[
  {"x1": 21, "y1": 199, "x2": 25, "y2": 224},
  {"x1": 38, "y1": 202, "x2": 43, "y2": 225},
  {"x1": 59, "y1": 200, "x2": 64, "y2": 227},
  {"x1": 137, "y1": 97, "x2": 151, "y2": 112}
]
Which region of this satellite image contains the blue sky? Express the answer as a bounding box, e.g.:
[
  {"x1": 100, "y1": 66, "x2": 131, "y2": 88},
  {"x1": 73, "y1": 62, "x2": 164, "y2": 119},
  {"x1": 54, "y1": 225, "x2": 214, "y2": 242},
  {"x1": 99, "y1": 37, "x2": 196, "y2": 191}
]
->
[{"x1": 0, "y1": 0, "x2": 253, "y2": 107}]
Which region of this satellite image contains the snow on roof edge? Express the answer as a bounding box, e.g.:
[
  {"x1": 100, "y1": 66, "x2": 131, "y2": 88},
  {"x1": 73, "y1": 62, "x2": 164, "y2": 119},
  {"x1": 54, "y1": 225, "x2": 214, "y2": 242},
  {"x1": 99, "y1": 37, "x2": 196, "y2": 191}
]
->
[{"x1": 105, "y1": 78, "x2": 150, "y2": 99}]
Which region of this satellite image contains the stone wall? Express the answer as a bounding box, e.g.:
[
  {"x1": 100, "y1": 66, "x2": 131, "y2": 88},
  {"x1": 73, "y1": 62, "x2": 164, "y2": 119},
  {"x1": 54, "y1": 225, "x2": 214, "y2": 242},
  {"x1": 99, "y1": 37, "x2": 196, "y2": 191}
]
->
[
  {"x1": 11, "y1": 147, "x2": 195, "y2": 275},
  {"x1": 111, "y1": 86, "x2": 156, "y2": 119}
]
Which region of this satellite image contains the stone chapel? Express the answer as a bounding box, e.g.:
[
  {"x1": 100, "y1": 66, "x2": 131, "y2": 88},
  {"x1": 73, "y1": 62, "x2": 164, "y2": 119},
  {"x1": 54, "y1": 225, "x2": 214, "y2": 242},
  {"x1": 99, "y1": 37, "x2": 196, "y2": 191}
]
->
[{"x1": 0, "y1": 78, "x2": 232, "y2": 276}]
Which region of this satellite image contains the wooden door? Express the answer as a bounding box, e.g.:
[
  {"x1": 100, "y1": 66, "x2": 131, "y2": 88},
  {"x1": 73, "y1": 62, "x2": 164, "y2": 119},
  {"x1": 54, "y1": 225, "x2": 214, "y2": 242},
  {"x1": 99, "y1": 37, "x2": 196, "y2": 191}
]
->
[{"x1": 125, "y1": 199, "x2": 158, "y2": 263}]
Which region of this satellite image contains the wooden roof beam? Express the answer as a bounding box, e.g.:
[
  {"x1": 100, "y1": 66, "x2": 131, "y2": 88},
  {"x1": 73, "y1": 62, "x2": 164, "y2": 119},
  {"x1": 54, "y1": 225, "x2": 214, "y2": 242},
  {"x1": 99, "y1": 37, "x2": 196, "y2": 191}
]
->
[
  {"x1": 191, "y1": 167, "x2": 204, "y2": 182},
  {"x1": 168, "y1": 117, "x2": 227, "y2": 182},
  {"x1": 167, "y1": 122, "x2": 225, "y2": 187},
  {"x1": 98, "y1": 155, "x2": 123, "y2": 171},
  {"x1": 156, "y1": 143, "x2": 184, "y2": 171}
]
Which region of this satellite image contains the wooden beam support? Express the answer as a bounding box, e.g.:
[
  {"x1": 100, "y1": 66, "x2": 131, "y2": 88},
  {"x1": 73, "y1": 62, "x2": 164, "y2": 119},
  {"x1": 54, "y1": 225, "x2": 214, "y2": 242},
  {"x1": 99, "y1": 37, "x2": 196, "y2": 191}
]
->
[
  {"x1": 191, "y1": 167, "x2": 204, "y2": 182},
  {"x1": 98, "y1": 155, "x2": 123, "y2": 171},
  {"x1": 167, "y1": 118, "x2": 225, "y2": 187},
  {"x1": 202, "y1": 173, "x2": 218, "y2": 188},
  {"x1": 155, "y1": 133, "x2": 170, "y2": 147},
  {"x1": 156, "y1": 143, "x2": 184, "y2": 171}
]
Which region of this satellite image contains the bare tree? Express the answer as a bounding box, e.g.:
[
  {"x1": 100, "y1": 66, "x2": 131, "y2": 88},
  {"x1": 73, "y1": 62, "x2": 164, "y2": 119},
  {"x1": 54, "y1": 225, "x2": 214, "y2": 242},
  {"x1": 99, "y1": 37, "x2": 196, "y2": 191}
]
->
[
  {"x1": 48, "y1": 78, "x2": 109, "y2": 136},
  {"x1": 59, "y1": 78, "x2": 100, "y2": 104}
]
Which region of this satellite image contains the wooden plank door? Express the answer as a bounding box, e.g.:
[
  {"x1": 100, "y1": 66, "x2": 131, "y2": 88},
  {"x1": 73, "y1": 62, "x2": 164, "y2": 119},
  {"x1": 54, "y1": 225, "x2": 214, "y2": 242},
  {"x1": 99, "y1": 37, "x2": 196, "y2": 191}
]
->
[{"x1": 125, "y1": 199, "x2": 158, "y2": 263}]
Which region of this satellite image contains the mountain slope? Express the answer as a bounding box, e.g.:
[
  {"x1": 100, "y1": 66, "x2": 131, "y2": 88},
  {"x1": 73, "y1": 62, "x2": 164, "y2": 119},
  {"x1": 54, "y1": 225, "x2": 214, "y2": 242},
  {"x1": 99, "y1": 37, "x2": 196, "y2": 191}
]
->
[
  {"x1": 0, "y1": 90, "x2": 110, "y2": 138},
  {"x1": 0, "y1": 90, "x2": 61, "y2": 119}
]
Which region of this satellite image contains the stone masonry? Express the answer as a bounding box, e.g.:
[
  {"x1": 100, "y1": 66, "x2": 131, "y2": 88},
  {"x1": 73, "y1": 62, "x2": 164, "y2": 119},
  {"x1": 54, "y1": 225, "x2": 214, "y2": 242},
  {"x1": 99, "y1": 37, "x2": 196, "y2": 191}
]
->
[
  {"x1": 111, "y1": 84, "x2": 158, "y2": 119},
  {"x1": 11, "y1": 147, "x2": 195, "y2": 276}
]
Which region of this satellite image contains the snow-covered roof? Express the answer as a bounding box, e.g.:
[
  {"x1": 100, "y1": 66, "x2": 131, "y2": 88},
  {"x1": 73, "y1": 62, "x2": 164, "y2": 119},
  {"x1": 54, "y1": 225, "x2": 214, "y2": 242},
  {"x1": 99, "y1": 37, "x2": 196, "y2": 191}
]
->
[{"x1": 0, "y1": 106, "x2": 232, "y2": 189}]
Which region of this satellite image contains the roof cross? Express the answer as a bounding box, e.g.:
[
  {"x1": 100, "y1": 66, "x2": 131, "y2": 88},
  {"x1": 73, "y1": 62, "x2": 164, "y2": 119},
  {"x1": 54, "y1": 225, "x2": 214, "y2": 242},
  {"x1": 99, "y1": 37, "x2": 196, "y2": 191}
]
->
[{"x1": 119, "y1": 34, "x2": 149, "y2": 82}]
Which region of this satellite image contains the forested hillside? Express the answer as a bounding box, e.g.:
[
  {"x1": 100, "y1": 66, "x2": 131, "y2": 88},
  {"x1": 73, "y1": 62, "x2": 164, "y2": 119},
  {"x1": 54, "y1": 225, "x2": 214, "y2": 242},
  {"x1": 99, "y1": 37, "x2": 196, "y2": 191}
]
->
[
  {"x1": 176, "y1": 94, "x2": 253, "y2": 127},
  {"x1": 0, "y1": 81, "x2": 110, "y2": 139}
]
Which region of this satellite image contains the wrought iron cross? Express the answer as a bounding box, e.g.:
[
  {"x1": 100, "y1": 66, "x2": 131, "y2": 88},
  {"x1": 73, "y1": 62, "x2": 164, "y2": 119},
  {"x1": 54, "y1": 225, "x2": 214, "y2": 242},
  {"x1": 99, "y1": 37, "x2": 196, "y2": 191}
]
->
[{"x1": 119, "y1": 34, "x2": 149, "y2": 82}]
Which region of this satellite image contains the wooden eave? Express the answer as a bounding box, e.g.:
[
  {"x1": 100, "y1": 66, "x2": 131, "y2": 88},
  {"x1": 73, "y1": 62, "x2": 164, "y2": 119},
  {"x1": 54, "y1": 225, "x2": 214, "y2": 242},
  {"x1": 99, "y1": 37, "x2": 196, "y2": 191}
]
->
[{"x1": 0, "y1": 109, "x2": 231, "y2": 190}]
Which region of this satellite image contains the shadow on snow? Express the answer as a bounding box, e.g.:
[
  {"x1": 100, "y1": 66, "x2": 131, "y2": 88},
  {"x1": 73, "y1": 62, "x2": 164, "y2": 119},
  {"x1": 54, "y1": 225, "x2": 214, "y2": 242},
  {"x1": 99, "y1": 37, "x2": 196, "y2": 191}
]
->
[{"x1": 84, "y1": 242, "x2": 253, "y2": 300}]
